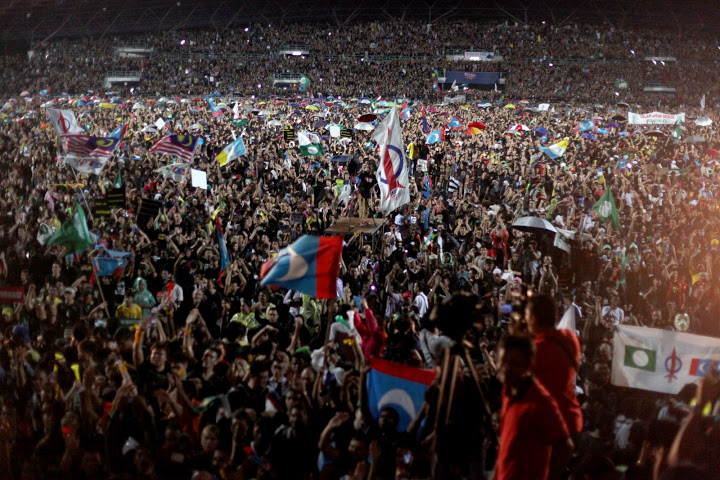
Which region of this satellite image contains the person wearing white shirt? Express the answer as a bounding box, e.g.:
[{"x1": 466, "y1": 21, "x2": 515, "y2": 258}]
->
[
  {"x1": 601, "y1": 296, "x2": 625, "y2": 325},
  {"x1": 413, "y1": 283, "x2": 429, "y2": 318}
]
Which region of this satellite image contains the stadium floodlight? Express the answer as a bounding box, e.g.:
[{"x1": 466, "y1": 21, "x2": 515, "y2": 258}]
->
[
  {"x1": 291, "y1": 51, "x2": 302, "y2": 56},
  {"x1": 180, "y1": 40, "x2": 186, "y2": 45}
]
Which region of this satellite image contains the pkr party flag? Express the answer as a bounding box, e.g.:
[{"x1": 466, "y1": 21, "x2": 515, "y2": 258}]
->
[
  {"x1": 612, "y1": 325, "x2": 720, "y2": 394},
  {"x1": 260, "y1": 235, "x2": 343, "y2": 299},
  {"x1": 372, "y1": 105, "x2": 410, "y2": 214},
  {"x1": 366, "y1": 357, "x2": 436, "y2": 432}
]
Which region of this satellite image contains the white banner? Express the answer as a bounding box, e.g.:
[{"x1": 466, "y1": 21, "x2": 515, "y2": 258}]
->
[
  {"x1": 47, "y1": 109, "x2": 84, "y2": 135},
  {"x1": 65, "y1": 155, "x2": 108, "y2": 175},
  {"x1": 464, "y1": 51, "x2": 495, "y2": 61},
  {"x1": 628, "y1": 111, "x2": 685, "y2": 125},
  {"x1": 611, "y1": 325, "x2": 720, "y2": 394},
  {"x1": 372, "y1": 106, "x2": 410, "y2": 215}
]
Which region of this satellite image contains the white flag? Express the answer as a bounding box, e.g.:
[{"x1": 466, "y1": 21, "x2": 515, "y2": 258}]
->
[
  {"x1": 155, "y1": 118, "x2": 166, "y2": 130},
  {"x1": 557, "y1": 303, "x2": 580, "y2": 332},
  {"x1": 538, "y1": 103, "x2": 550, "y2": 111},
  {"x1": 451, "y1": 80, "x2": 458, "y2": 92},
  {"x1": 612, "y1": 325, "x2": 720, "y2": 394},
  {"x1": 47, "y1": 109, "x2": 83, "y2": 135},
  {"x1": 701, "y1": 94, "x2": 706, "y2": 111},
  {"x1": 65, "y1": 155, "x2": 108, "y2": 175},
  {"x1": 371, "y1": 106, "x2": 410, "y2": 215}
]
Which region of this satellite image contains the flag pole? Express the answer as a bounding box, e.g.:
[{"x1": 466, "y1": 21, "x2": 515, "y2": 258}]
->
[{"x1": 69, "y1": 166, "x2": 112, "y2": 319}]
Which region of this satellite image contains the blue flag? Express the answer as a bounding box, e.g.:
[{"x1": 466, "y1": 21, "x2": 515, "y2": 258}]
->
[
  {"x1": 216, "y1": 218, "x2": 230, "y2": 271},
  {"x1": 366, "y1": 357, "x2": 436, "y2": 432},
  {"x1": 426, "y1": 128, "x2": 445, "y2": 145},
  {"x1": 577, "y1": 119, "x2": 595, "y2": 132},
  {"x1": 109, "y1": 123, "x2": 128, "y2": 139},
  {"x1": 206, "y1": 97, "x2": 224, "y2": 118}
]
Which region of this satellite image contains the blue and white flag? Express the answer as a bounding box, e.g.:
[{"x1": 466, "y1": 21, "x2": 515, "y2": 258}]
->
[{"x1": 539, "y1": 139, "x2": 569, "y2": 159}]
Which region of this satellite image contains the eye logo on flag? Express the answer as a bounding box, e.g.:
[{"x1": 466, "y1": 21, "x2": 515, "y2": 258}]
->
[
  {"x1": 306, "y1": 145, "x2": 320, "y2": 155},
  {"x1": 378, "y1": 141, "x2": 405, "y2": 199}
]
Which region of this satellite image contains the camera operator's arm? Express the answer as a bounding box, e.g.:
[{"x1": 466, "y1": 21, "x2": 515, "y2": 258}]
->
[{"x1": 668, "y1": 364, "x2": 720, "y2": 467}]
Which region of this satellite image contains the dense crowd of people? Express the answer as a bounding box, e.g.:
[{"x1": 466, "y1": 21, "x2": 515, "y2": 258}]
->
[
  {"x1": 1, "y1": 20, "x2": 718, "y2": 107},
  {"x1": 1, "y1": 16, "x2": 720, "y2": 480}
]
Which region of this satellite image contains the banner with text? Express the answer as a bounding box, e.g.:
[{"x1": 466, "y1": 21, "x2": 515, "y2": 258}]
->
[
  {"x1": 612, "y1": 324, "x2": 720, "y2": 394},
  {"x1": 0, "y1": 286, "x2": 25, "y2": 304},
  {"x1": 628, "y1": 112, "x2": 686, "y2": 125}
]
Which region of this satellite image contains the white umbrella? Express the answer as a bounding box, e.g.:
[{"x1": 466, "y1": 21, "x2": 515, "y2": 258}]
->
[
  {"x1": 511, "y1": 216, "x2": 558, "y2": 234},
  {"x1": 359, "y1": 99, "x2": 372, "y2": 104},
  {"x1": 695, "y1": 117, "x2": 713, "y2": 126},
  {"x1": 354, "y1": 122, "x2": 374, "y2": 131},
  {"x1": 267, "y1": 119, "x2": 282, "y2": 126},
  {"x1": 132, "y1": 103, "x2": 145, "y2": 110},
  {"x1": 141, "y1": 126, "x2": 158, "y2": 133}
]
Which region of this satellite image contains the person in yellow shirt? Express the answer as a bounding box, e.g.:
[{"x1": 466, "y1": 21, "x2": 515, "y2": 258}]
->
[{"x1": 115, "y1": 293, "x2": 143, "y2": 323}]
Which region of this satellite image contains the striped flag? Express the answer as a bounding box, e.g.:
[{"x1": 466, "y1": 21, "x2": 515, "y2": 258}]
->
[
  {"x1": 148, "y1": 134, "x2": 198, "y2": 162},
  {"x1": 421, "y1": 104, "x2": 429, "y2": 134},
  {"x1": 62, "y1": 135, "x2": 119, "y2": 159},
  {"x1": 206, "y1": 97, "x2": 224, "y2": 118},
  {"x1": 448, "y1": 176, "x2": 461, "y2": 193}
]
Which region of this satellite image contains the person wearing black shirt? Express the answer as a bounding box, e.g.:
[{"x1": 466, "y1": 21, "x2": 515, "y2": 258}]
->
[{"x1": 358, "y1": 164, "x2": 375, "y2": 219}]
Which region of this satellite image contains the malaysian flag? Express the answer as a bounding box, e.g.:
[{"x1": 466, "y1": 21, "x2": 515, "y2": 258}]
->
[
  {"x1": 148, "y1": 134, "x2": 199, "y2": 161},
  {"x1": 62, "y1": 135, "x2": 119, "y2": 159}
]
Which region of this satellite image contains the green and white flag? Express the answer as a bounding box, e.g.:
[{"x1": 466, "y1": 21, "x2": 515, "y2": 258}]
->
[
  {"x1": 593, "y1": 188, "x2": 620, "y2": 229},
  {"x1": 612, "y1": 325, "x2": 720, "y2": 394},
  {"x1": 671, "y1": 121, "x2": 683, "y2": 141},
  {"x1": 46, "y1": 202, "x2": 93, "y2": 254},
  {"x1": 300, "y1": 144, "x2": 325, "y2": 156}
]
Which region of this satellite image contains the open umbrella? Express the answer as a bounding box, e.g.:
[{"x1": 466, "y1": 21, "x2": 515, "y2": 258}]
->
[
  {"x1": 267, "y1": 119, "x2": 282, "y2": 126},
  {"x1": 354, "y1": 122, "x2": 374, "y2": 131},
  {"x1": 706, "y1": 148, "x2": 720, "y2": 157},
  {"x1": 475, "y1": 102, "x2": 493, "y2": 108},
  {"x1": 289, "y1": 103, "x2": 300, "y2": 108},
  {"x1": 606, "y1": 122, "x2": 620, "y2": 128},
  {"x1": 358, "y1": 113, "x2": 377, "y2": 122},
  {"x1": 504, "y1": 104, "x2": 516, "y2": 109},
  {"x1": 617, "y1": 101, "x2": 629, "y2": 108},
  {"x1": 612, "y1": 114, "x2": 626, "y2": 121},
  {"x1": 464, "y1": 127, "x2": 483, "y2": 135},
  {"x1": 98, "y1": 103, "x2": 115, "y2": 109},
  {"x1": 358, "y1": 98, "x2": 371, "y2": 104},
  {"x1": 592, "y1": 116, "x2": 603, "y2": 121},
  {"x1": 306, "y1": 105, "x2": 319, "y2": 111},
  {"x1": 534, "y1": 127, "x2": 550, "y2": 135},
  {"x1": 581, "y1": 133, "x2": 596, "y2": 141},
  {"x1": 511, "y1": 216, "x2": 558, "y2": 234},
  {"x1": 20, "y1": 91, "x2": 29, "y2": 97},
  {"x1": 684, "y1": 136, "x2": 706, "y2": 144},
  {"x1": 468, "y1": 121, "x2": 486, "y2": 130},
  {"x1": 646, "y1": 130, "x2": 665, "y2": 137},
  {"x1": 427, "y1": 107, "x2": 438, "y2": 113},
  {"x1": 695, "y1": 117, "x2": 713, "y2": 126},
  {"x1": 312, "y1": 120, "x2": 329, "y2": 128}
]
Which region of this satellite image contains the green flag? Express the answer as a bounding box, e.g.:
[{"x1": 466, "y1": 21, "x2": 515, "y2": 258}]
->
[
  {"x1": 114, "y1": 168, "x2": 123, "y2": 189},
  {"x1": 300, "y1": 144, "x2": 325, "y2": 156},
  {"x1": 623, "y1": 345, "x2": 656, "y2": 372},
  {"x1": 593, "y1": 188, "x2": 620, "y2": 229},
  {"x1": 299, "y1": 75, "x2": 311, "y2": 90},
  {"x1": 671, "y1": 122, "x2": 682, "y2": 141},
  {"x1": 233, "y1": 119, "x2": 249, "y2": 128},
  {"x1": 46, "y1": 202, "x2": 93, "y2": 254}
]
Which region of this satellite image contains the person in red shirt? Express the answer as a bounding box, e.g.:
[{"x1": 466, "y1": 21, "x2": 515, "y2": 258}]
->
[
  {"x1": 495, "y1": 335, "x2": 573, "y2": 480},
  {"x1": 526, "y1": 293, "x2": 584, "y2": 437}
]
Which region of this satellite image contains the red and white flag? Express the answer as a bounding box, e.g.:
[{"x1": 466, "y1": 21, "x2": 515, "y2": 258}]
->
[
  {"x1": 47, "y1": 109, "x2": 84, "y2": 135},
  {"x1": 371, "y1": 106, "x2": 410, "y2": 215}
]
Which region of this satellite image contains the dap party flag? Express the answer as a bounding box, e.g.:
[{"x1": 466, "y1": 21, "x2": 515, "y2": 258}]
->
[
  {"x1": 216, "y1": 137, "x2": 247, "y2": 167},
  {"x1": 46, "y1": 202, "x2": 93, "y2": 254},
  {"x1": 593, "y1": 188, "x2": 620, "y2": 229},
  {"x1": 426, "y1": 128, "x2": 445, "y2": 145},
  {"x1": 372, "y1": 105, "x2": 411, "y2": 214},
  {"x1": 366, "y1": 357, "x2": 436, "y2": 432},
  {"x1": 148, "y1": 134, "x2": 198, "y2": 162},
  {"x1": 64, "y1": 156, "x2": 109, "y2": 175},
  {"x1": 62, "y1": 136, "x2": 119, "y2": 159},
  {"x1": 612, "y1": 325, "x2": 720, "y2": 394},
  {"x1": 206, "y1": 97, "x2": 224, "y2": 118},
  {"x1": 539, "y1": 139, "x2": 569, "y2": 160},
  {"x1": 47, "y1": 109, "x2": 84, "y2": 135},
  {"x1": 260, "y1": 235, "x2": 343, "y2": 299}
]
